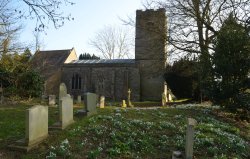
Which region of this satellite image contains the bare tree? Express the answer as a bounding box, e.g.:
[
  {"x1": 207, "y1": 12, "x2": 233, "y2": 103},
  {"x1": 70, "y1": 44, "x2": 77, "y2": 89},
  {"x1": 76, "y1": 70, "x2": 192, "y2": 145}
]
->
[
  {"x1": 142, "y1": 0, "x2": 250, "y2": 59},
  {"x1": 33, "y1": 31, "x2": 45, "y2": 51},
  {"x1": 0, "y1": 0, "x2": 23, "y2": 55},
  {"x1": 1, "y1": 0, "x2": 75, "y2": 32},
  {"x1": 0, "y1": 0, "x2": 74, "y2": 55},
  {"x1": 16, "y1": 0, "x2": 75, "y2": 31},
  {"x1": 138, "y1": 0, "x2": 250, "y2": 101},
  {"x1": 90, "y1": 25, "x2": 134, "y2": 59}
]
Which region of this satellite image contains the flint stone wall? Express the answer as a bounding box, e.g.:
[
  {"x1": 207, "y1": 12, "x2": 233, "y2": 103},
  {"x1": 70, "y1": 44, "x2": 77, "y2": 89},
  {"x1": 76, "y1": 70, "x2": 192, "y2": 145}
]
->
[{"x1": 62, "y1": 64, "x2": 140, "y2": 101}]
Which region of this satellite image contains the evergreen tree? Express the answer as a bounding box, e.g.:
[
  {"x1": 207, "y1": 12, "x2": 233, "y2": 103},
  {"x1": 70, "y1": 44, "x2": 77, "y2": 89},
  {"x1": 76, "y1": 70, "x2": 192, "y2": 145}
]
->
[
  {"x1": 79, "y1": 54, "x2": 83, "y2": 60},
  {"x1": 212, "y1": 14, "x2": 250, "y2": 111},
  {"x1": 79, "y1": 53, "x2": 100, "y2": 60},
  {"x1": 21, "y1": 48, "x2": 32, "y2": 62}
]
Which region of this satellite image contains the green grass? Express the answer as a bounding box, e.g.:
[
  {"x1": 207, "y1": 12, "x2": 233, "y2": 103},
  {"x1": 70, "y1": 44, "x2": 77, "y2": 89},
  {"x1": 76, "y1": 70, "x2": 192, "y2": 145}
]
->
[
  {"x1": 0, "y1": 104, "x2": 249, "y2": 159},
  {"x1": 0, "y1": 105, "x2": 27, "y2": 149}
]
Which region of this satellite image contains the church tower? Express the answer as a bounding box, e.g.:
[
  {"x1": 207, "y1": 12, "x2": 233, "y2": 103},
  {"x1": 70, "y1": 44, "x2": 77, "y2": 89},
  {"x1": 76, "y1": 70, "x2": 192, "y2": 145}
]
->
[{"x1": 135, "y1": 8, "x2": 167, "y2": 101}]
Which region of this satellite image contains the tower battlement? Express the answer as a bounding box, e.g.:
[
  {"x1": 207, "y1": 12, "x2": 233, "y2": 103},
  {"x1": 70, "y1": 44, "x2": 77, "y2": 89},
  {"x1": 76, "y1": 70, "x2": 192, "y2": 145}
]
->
[{"x1": 136, "y1": 8, "x2": 166, "y2": 15}]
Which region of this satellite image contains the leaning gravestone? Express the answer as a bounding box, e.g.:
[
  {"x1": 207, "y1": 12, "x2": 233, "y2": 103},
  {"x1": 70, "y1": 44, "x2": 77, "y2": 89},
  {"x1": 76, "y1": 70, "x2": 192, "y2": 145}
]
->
[
  {"x1": 49, "y1": 94, "x2": 74, "y2": 130},
  {"x1": 185, "y1": 118, "x2": 197, "y2": 159},
  {"x1": 84, "y1": 93, "x2": 97, "y2": 116},
  {"x1": 9, "y1": 105, "x2": 48, "y2": 152},
  {"x1": 59, "y1": 83, "x2": 67, "y2": 101},
  {"x1": 48, "y1": 95, "x2": 56, "y2": 105},
  {"x1": 99, "y1": 96, "x2": 105, "y2": 108}
]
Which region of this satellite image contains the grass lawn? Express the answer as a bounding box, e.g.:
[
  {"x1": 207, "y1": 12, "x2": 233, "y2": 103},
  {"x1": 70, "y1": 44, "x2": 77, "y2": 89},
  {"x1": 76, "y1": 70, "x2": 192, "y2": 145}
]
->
[{"x1": 0, "y1": 103, "x2": 249, "y2": 159}]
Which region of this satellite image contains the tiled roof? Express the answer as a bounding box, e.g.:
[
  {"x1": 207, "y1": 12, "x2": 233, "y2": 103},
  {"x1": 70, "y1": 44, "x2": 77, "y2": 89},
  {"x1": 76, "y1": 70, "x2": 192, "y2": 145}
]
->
[
  {"x1": 31, "y1": 49, "x2": 72, "y2": 68},
  {"x1": 30, "y1": 49, "x2": 73, "y2": 78}
]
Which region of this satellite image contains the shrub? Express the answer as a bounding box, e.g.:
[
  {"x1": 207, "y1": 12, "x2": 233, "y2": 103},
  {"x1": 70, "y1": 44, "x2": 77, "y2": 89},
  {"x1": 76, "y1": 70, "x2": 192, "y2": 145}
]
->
[{"x1": 164, "y1": 57, "x2": 199, "y2": 100}]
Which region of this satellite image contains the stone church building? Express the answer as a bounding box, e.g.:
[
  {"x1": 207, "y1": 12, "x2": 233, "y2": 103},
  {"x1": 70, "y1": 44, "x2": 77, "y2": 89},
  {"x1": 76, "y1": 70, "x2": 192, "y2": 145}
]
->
[{"x1": 31, "y1": 8, "x2": 168, "y2": 101}]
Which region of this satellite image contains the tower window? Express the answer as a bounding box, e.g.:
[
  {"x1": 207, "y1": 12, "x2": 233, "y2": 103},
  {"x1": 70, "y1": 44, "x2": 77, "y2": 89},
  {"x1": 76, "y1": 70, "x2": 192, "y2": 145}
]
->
[{"x1": 72, "y1": 73, "x2": 81, "y2": 90}]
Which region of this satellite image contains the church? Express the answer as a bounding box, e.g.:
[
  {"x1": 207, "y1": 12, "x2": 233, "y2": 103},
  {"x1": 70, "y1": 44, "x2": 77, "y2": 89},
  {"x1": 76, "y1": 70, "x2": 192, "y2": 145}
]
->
[{"x1": 31, "y1": 8, "x2": 168, "y2": 101}]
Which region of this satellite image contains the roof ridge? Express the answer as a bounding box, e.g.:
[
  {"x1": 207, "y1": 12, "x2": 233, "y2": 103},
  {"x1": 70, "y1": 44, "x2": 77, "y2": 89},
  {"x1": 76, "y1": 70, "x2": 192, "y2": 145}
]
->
[
  {"x1": 39, "y1": 49, "x2": 72, "y2": 52},
  {"x1": 69, "y1": 59, "x2": 135, "y2": 64},
  {"x1": 76, "y1": 59, "x2": 135, "y2": 61}
]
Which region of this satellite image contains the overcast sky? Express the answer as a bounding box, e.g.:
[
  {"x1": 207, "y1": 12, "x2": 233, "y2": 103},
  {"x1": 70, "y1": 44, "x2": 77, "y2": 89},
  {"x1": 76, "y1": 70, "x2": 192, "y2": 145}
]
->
[{"x1": 20, "y1": 0, "x2": 143, "y2": 57}]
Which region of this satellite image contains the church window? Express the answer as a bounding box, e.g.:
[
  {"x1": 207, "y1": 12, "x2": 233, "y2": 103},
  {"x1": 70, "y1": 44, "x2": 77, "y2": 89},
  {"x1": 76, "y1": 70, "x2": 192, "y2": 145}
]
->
[{"x1": 72, "y1": 73, "x2": 81, "y2": 90}]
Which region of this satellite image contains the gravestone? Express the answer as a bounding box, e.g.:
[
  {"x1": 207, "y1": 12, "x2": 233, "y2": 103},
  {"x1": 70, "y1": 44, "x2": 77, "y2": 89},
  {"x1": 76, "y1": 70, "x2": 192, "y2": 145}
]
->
[
  {"x1": 185, "y1": 118, "x2": 197, "y2": 159},
  {"x1": 41, "y1": 94, "x2": 47, "y2": 104},
  {"x1": 0, "y1": 95, "x2": 4, "y2": 104},
  {"x1": 9, "y1": 105, "x2": 48, "y2": 152},
  {"x1": 172, "y1": 151, "x2": 182, "y2": 159},
  {"x1": 168, "y1": 93, "x2": 173, "y2": 102},
  {"x1": 122, "y1": 100, "x2": 127, "y2": 108},
  {"x1": 77, "y1": 95, "x2": 81, "y2": 104},
  {"x1": 50, "y1": 94, "x2": 74, "y2": 130},
  {"x1": 59, "y1": 83, "x2": 67, "y2": 101},
  {"x1": 99, "y1": 96, "x2": 105, "y2": 108},
  {"x1": 84, "y1": 93, "x2": 97, "y2": 116},
  {"x1": 48, "y1": 95, "x2": 56, "y2": 105},
  {"x1": 162, "y1": 92, "x2": 167, "y2": 106},
  {"x1": 127, "y1": 89, "x2": 134, "y2": 107}
]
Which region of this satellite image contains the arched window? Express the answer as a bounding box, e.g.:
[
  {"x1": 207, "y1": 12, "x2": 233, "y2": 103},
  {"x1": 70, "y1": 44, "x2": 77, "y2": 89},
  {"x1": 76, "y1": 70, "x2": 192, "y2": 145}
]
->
[{"x1": 72, "y1": 73, "x2": 81, "y2": 90}]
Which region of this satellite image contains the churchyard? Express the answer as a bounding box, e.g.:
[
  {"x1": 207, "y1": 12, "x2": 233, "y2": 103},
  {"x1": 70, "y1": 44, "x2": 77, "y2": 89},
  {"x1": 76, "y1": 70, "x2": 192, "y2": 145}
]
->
[
  {"x1": 1, "y1": 1, "x2": 249, "y2": 158},
  {"x1": 0, "y1": 99, "x2": 249, "y2": 158}
]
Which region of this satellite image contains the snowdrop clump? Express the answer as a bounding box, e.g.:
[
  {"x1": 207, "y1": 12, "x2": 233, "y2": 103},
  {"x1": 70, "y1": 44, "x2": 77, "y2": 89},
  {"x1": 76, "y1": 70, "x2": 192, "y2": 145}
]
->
[{"x1": 46, "y1": 139, "x2": 71, "y2": 158}]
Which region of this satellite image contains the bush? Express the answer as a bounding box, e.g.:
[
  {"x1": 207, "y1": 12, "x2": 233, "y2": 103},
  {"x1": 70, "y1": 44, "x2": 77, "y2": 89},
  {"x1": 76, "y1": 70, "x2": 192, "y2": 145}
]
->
[
  {"x1": 0, "y1": 49, "x2": 44, "y2": 98},
  {"x1": 164, "y1": 57, "x2": 199, "y2": 100},
  {"x1": 17, "y1": 70, "x2": 44, "y2": 97}
]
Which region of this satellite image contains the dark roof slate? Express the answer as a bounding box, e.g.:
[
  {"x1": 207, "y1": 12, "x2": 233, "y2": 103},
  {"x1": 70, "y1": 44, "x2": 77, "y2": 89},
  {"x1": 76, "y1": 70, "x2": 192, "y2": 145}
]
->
[
  {"x1": 31, "y1": 49, "x2": 72, "y2": 68},
  {"x1": 70, "y1": 59, "x2": 135, "y2": 64}
]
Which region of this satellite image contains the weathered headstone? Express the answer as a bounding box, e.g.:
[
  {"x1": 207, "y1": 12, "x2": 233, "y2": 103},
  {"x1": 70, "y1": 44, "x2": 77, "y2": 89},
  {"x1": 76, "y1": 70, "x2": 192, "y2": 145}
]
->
[
  {"x1": 41, "y1": 94, "x2": 47, "y2": 104},
  {"x1": 127, "y1": 89, "x2": 134, "y2": 107},
  {"x1": 50, "y1": 94, "x2": 74, "y2": 130},
  {"x1": 172, "y1": 151, "x2": 182, "y2": 159},
  {"x1": 59, "y1": 83, "x2": 67, "y2": 101},
  {"x1": 0, "y1": 95, "x2": 4, "y2": 104},
  {"x1": 99, "y1": 96, "x2": 105, "y2": 108},
  {"x1": 9, "y1": 105, "x2": 48, "y2": 151},
  {"x1": 168, "y1": 93, "x2": 173, "y2": 102},
  {"x1": 185, "y1": 118, "x2": 197, "y2": 159},
  {"x1": 77, "y1": 95, "x2": 81, "y2": 104},
  {"x1": 162, "y1": 92, "x2": 167, "y2": 106},
  {"x1": 84, "y1": 93, "x2": 97, "y2": 116},
  {"x1": 122, "y1": 100, "x2": 127, "y2": 108},
  {"x1": 48, "y1": 95, "x2": 56, "y2": 105}
]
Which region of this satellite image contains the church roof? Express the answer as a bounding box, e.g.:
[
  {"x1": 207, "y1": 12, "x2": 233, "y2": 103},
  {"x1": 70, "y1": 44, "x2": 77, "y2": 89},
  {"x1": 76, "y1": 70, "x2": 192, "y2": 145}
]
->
[
  {"x1": 30, "y1": 48, "x2": 76, "y2": 95},
  {"x1": 30, "y1": 48, "x2": 75, "y2": 80},
  {"x1": 70, "y1": 59, "x2": 135, "y2": 64},
  {"x1": 31, "y1": 49, "x2": 73, "y2": 67}
]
